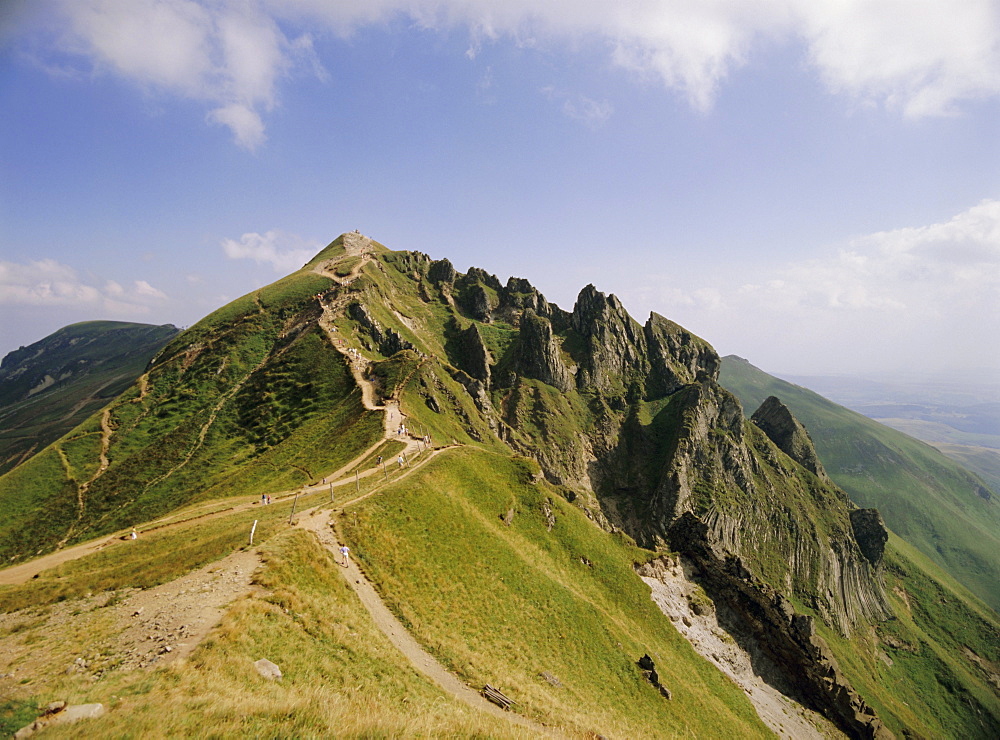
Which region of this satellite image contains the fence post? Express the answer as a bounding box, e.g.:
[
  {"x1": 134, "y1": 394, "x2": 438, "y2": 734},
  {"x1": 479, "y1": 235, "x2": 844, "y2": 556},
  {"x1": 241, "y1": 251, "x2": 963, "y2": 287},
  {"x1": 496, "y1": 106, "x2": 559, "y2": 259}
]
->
[
  {"x1": 249, "y1": 519, "x2": 258, "y2": 546},
  {"x1": 288, "y1": 493, "x2": 299, "y2": 525}
]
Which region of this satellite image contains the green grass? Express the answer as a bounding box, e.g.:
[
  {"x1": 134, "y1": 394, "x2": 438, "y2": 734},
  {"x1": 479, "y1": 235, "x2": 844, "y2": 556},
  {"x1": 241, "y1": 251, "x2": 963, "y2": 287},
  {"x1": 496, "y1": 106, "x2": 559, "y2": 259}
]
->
[
  {"x1": 0, "y1": 699, "x2": 38, "y2": 737},
  {"x1": 0, "y1": 281, "x2": 381, "y2": 563},
  {"x1": 720, "y1": 355, "x2": 1000, "y2": 613},
  {"x1": 2, "y1": 529, "x2": 530, "y2": 738},
  {"x1": 341, "y1": 447, "x2": 769, "y2": 738},
  {"x1": 812, "y1": 534, "x2": 1000, "y2": 739},
  {"x1": 0, "y1": 499, "x2": 293, "y2": 613},
  {"x1": 0, "y1": 322, "x2": 177, "y2": 477}
]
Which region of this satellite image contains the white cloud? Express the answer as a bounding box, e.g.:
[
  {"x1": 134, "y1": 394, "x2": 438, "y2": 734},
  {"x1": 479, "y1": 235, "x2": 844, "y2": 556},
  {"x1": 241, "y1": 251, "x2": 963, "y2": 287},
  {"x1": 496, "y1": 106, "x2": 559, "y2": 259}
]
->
[
  {"x1": 31, "y1": 0, "x2": 311, "y2": 150},
  {"x1": 629, "y1": 199, "x2": 1000, "y2": 372},
  {"x1": 11, "y1": 1, "x2": 999, "y2": 149},
  {"x1": 0, "y1": 258, "x2": 168, "y2": 314},
  {"x1": 207, "y1": 103, "x2": 266, "y2": 150},
  {"x1": 221, "y1": 230, "x2": 320, "y2": 273},
  {"x1": 800, "y1": 0, "x2": 1000, "y2": 116},
  {"x1": 134, "y1": 279, "x2": 168, "y2": 299},
  {"x1": 541, "y1": 86, "x2": 613, "y2": 127}
]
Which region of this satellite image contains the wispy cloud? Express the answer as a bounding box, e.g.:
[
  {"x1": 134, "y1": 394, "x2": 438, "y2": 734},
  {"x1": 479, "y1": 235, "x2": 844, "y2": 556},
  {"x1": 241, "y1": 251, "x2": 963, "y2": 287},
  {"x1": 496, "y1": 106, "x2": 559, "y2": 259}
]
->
[
  {"x1": 752, "y1": 199, "x2": 1000, "y2": 312},
  {"x1": 0, "y1": 258, "x2": 168, "y2": 314},
  {"x1": 541, "y1": 86, "x2": 613, "y2": 128},
  {"x1": 26, "y1": 0, "x2": 324, "y2": 150},
  {"x1": 221, "y1": 230, "x2": 320, "y2": 273},
  {"x1": 628, "y1": 199, "x2": 1000, "y2": 372},
  {"x1": 10, "y1": 1, "x2": 999, "y2": 149}
]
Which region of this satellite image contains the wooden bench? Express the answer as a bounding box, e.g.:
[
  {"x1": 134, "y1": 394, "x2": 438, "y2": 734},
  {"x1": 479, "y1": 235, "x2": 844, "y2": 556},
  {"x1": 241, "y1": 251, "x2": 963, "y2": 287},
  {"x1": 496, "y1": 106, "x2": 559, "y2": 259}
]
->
[{"x1": 481, "y1": 684, "x2": 515, "y2": 710}]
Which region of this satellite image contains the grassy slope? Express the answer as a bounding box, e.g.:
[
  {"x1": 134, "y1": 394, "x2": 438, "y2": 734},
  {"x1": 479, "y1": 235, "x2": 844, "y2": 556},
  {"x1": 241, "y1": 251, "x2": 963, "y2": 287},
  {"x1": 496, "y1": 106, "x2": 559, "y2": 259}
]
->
[
  {"x1": 0, "y1": 526, "x2": 530, "y2": 738},
  {"x1": 342, "y1": 447, "x2": 769, "y2": 739},
  {"x1": 933, "y1": 442, "x2": 1000, "y2": 495},
  {"x1": 0, "y1": 322, "x2": 178, "y2": 476},
  {"x1": 816, "y1": 535, "x2": 1000, "y2": 739},
  {"x1": 719, "y1": 355, "x2": 1000, "y2": 613},
  {"x1": 0, "y1": 265, "x2": 381, "y2": 564}
]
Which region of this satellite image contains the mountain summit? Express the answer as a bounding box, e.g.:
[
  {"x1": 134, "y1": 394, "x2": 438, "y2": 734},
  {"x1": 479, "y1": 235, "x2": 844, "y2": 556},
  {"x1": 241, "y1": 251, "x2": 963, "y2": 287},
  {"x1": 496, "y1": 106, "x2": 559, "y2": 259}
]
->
[{"x1": 1, "y1": 234, "x2": 998, "y2": 738}]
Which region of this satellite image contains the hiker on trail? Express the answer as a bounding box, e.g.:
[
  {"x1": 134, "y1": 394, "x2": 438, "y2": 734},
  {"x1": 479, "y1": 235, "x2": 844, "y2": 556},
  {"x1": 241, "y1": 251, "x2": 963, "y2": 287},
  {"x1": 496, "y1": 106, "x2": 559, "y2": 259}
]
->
[
  {"x1": 261, "y1": 493, "x2": 266, "y2": 505},
  {"x1": 266, "y1": 495, "x2": 271, "y2": 505},
  {"x1": 377, "y1": 455, "x2": 383, "y2": 466},
  {"x1": 339, "y1": 545, "x2": 350, "y2": 567},
  {"x1": 397, "y1": 455, "x2": 404, "y2": 468},
  {"x1": 130, "y1": 527, "x2": 137, "y2": 540}
]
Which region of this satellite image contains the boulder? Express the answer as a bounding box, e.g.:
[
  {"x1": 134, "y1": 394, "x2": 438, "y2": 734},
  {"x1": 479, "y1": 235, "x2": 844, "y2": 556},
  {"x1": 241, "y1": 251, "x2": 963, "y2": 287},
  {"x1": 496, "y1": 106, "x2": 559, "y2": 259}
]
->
[
  {"x1": 254, "y1": 658, "x2": 282, "y2": 680},
  {"x1": 14, "y1": 703, "x2": 106, "y2": 738}
]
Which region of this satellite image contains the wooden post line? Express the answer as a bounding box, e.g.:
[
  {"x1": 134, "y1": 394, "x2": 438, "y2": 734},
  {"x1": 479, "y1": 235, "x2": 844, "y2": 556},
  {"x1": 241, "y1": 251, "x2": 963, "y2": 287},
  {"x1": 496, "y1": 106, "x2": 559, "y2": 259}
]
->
[
  {"x1": 249, "y1": 519, "x2": 258, "y2": 546},
  {"x1": 288, "y1": 493, "x2": 299, "y2": 525}
]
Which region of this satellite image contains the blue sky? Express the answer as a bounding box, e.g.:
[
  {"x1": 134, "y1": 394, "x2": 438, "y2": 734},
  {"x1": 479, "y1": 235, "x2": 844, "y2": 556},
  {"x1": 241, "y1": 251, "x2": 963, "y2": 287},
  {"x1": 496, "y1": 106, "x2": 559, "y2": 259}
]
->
[{"x1": 2, "y1": 0, "x2": 999, "y2": 377}]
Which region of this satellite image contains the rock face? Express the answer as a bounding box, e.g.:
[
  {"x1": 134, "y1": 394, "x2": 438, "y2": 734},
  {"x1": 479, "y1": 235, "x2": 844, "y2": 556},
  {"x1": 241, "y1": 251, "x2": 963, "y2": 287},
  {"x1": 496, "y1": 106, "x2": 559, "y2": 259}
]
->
[
  {"x1": 512, "y1": 310, "x2": 574, "y2": 392},
  {"x1": 850, "y1": 509, "x2": 889, "y2": 567},
  {"x1": 455, "y1": 323, "x2": 492, "y2": 386},
  {"x1": 341, "y1": 250, "x2": 895, "y2": 739},
  {"x1": 751, "y1": 396, "x2": 828, "y2": 480},
  {"x1": 646, "y1": 532, "x2": 893, "y2": 740},
  {"x1": 347, "y1": 302, "x2": 414, "y2": 356},
  {"x1": 637, "y1": 653, "x2": 672, "y2": 700}
]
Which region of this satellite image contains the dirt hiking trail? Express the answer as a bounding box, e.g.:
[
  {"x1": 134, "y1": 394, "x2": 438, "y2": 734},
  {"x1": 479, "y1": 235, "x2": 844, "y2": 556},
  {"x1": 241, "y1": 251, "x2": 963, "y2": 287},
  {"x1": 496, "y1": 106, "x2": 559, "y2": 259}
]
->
[
  {"x1": 0, "y1": 236, "x2": 555, "y2": 734},
  {"x1": 300, "y1": 508, "x2": 554, "y2": 737},
  {"x1": 0, "y1": 243, "x2": 436, "y2": 586}
]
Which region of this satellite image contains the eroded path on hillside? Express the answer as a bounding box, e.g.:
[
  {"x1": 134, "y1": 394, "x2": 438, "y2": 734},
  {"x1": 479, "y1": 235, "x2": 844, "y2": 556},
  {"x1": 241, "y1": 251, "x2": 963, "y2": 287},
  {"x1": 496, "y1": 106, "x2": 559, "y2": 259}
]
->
[
  {"x1": 1, "y1": 239, "x2": 435, "y2": 584},
  {"x1": 0, "y1": 547, "x2": 263, "y2": 687},
  {"x1": 300, "y1": 507, "x2": 554, "y2": 737},
  {"x1": 0, "y1": 443, "x2": 442, "y2": 587}
]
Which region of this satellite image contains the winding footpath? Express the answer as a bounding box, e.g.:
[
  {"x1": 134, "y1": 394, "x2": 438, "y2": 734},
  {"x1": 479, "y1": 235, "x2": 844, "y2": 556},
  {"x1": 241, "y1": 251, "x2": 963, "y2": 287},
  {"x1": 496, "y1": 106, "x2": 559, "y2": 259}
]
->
[
  {"x1": 0, "y1": 237, "x2": 554, "y2": 735},
  {"x1": 300, "y1": 507, "x2": 551, "y2": 736}
]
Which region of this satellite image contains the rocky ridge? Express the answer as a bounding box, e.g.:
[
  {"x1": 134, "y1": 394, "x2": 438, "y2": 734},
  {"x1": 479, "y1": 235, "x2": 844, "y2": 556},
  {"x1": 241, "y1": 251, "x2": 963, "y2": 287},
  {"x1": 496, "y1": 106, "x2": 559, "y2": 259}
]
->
[{"x1": 343, "y1": 251, "x2": 898, "y2": 737}]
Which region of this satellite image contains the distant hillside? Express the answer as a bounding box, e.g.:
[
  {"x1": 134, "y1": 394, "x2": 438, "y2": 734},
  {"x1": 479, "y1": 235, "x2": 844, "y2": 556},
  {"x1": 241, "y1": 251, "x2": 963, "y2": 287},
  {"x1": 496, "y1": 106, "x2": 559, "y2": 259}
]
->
[
  {"x1": 779, "y1": 371, "x2": 1000, "y2": 495},
  {"x1": 720, "y1": 354, "x2": 1000, "y2": 613},
  {"x1": 0, "y1": 321, "x2": 179, "y2": 475}
]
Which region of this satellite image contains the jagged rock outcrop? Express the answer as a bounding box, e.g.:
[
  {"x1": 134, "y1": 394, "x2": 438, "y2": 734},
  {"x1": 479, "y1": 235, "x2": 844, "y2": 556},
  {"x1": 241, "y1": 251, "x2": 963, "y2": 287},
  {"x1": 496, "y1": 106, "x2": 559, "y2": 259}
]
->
[
  {"x1": 347, "y1": 302, "x2": 414, "y2": 356},
  {"x1": 637, "y1": 653, "x2": 672, "y2": 700},
  {"x1": 663, "y1": 521, "x2": 894, "y2": 740},
  {"x1": 427, "y1": 258, "x2": 457, "y2": 285},
  {"x1": 644, "y1": 312, "x2": 719, "y2": 396},
  {"x1": 850, "y1": 509, "x2": 889, "y2": 567},
  {"x1": 511, "y1": 310, "x2": 574, "y2": 392},
  {"x1": 455, "y1": 323, "x2": 492, "y2": 386},
  {"x1": 628, "y1": 382, "x2": 892, "y2": 634},
  {"x1": 571, "y1": 285, "x2": 648, "y2": 394},
  {"x1": 455, "y1": 268, "x2": 502, "y2": 322},
  {"x1": 752, "y1": 396, "x2": 828, "y2": 480}
]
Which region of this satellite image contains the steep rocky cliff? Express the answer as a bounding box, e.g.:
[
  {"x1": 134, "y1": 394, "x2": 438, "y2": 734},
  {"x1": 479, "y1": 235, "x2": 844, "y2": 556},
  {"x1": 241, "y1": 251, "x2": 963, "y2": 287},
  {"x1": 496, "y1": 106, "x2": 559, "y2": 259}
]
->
[{"x1": 352, "y1": 253, "x2": 898, "y2": 737}]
